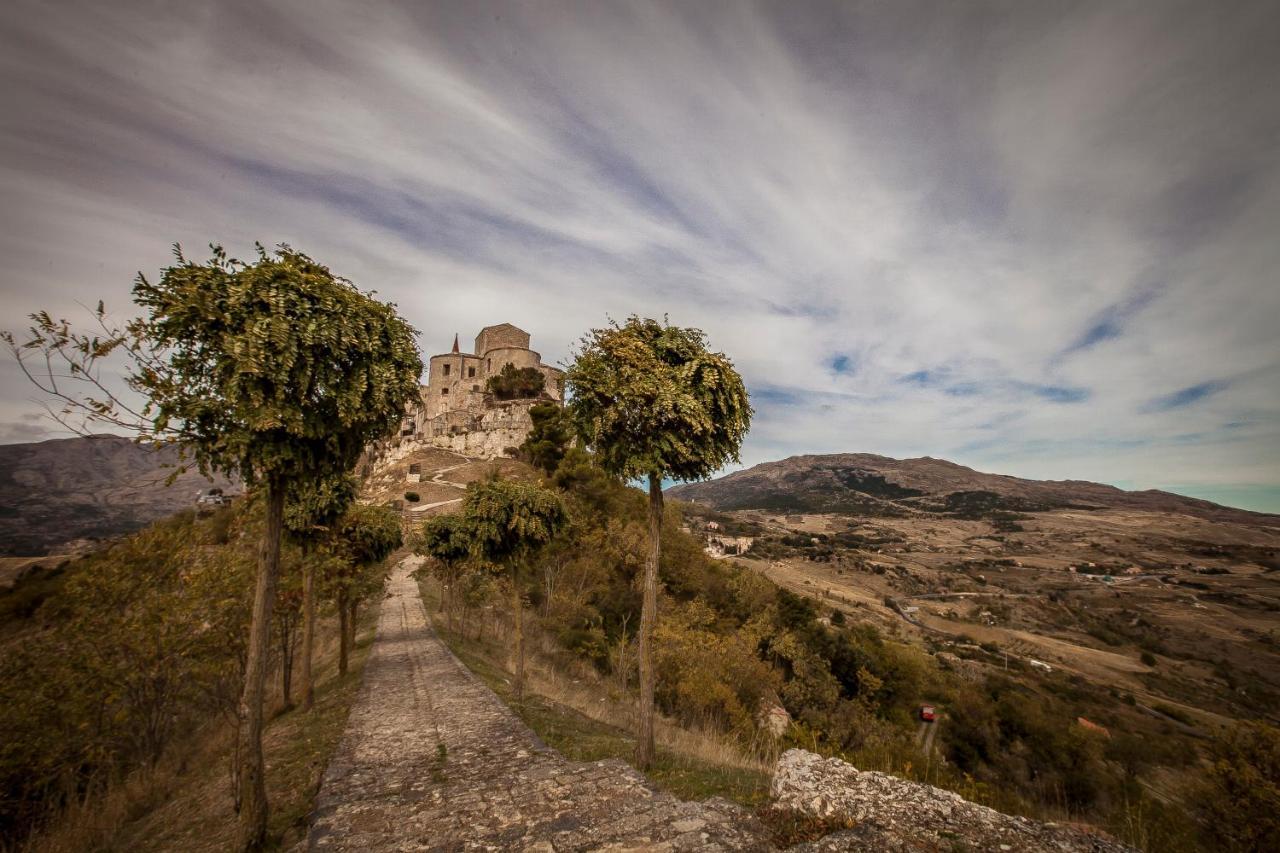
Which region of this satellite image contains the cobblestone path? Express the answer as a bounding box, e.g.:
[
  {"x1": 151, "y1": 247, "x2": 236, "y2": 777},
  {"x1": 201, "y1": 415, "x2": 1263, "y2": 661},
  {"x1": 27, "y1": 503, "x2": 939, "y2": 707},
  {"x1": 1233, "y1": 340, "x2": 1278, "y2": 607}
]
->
[{"x1": 309, "y1": 558, "x2": 771, "y2": 852}]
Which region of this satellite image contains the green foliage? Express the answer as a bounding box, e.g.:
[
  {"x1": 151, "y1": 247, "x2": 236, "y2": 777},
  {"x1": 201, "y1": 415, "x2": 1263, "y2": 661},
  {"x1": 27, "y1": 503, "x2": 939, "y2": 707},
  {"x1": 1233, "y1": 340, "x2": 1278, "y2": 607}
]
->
[
  {"x1": 334, "y1": 504, "x2": 403, "y2": 569},
  {"x1": 128, "y1": 244, "x2": 422, "y2": 485},
  {"x1": 419, "y1": 513, "x2": 475, "y2": 568},
  {"x1": 463, "y1": 478, "x2": 567, "y2": 568},
  {"x1": 1195, "y1": 723, "x2": 1280, "y2": 852},
  {"x1": 655, "y1": 599, "x2": 780, "y2": 735},
  {"x1": 519, "y1": 452, "x2": 933, "y2": 751},
  {"x1": 566, "y1": 316, "x2": 751, "y2": 481},
  {"x1": 486, "y1": 363, "x2": 546, "y2": 400},
  {"x1": 944, "y1": 679, "x2": 1109, "y2": 811},
  {"x1": 284, "y1": 472, "x2": 358, "y2": 543},
  {"x1": 405, "y1": 491, "x2": 420, "y2": 503},
  {"x1": 519, "y1": 401, "x2": 574, "y2": 475}
]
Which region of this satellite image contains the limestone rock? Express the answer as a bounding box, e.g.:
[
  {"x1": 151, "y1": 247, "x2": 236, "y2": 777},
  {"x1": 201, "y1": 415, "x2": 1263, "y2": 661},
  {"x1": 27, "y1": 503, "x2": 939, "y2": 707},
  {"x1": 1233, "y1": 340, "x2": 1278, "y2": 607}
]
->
[{"x1": 772, "y1": 749, "x2": 1132, "y2": 853}]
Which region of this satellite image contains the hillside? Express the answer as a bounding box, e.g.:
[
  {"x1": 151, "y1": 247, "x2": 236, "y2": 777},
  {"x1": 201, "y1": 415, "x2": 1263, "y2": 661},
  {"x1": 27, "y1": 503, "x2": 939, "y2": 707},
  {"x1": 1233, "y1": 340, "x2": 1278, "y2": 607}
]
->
[
  {"x1": 668, "y1": 453, "x2": 1277, "y2": 526},
  {"x1": 0, "y1": 434, "x2": 235, "y2": 556}
]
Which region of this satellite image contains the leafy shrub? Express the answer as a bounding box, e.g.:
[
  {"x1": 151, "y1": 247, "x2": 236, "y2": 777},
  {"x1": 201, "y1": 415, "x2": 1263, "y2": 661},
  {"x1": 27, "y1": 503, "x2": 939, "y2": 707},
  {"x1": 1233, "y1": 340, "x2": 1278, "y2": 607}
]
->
[{"x1": 405, "y1": 491, "x2": 421, "y2": 503}]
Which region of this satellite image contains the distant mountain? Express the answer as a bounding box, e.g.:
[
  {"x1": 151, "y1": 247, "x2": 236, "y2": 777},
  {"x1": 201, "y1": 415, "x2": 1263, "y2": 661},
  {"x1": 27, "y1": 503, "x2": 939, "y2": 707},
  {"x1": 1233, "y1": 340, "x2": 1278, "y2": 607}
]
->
[
  {"x1": 667, "y1": 453, "x2": 1277, "y2": 526},
  {"x1": 0, "y1": 435, "x2": 236, "y2": 556}
]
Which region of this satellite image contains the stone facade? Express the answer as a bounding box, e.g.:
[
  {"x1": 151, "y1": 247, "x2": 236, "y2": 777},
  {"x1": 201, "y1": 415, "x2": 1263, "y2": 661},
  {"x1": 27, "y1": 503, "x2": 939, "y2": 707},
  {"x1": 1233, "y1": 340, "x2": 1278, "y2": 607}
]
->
[
  {"x1": 422, "y1": 322, "x2": 564, "y2": 421},
  {"x1": 370, "y1": 323, "x2": 564, "y2": 467}
]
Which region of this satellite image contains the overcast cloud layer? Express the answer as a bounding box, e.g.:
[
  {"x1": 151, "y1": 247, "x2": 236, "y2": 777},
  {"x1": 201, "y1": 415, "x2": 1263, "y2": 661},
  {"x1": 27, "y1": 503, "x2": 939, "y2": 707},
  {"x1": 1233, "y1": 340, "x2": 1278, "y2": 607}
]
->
[{"x1": 1, "y1": 0, "x2": 1278, "y2": 511}]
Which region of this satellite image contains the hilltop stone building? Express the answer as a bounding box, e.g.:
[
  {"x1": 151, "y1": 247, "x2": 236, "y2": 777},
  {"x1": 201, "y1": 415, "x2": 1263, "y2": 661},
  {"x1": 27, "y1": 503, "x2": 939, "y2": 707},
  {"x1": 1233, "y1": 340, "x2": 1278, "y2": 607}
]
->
[
  {"x1": 377, "y1": 323, "x2": 565, "y2": 462},
  {"x1": 423, "y1": 323, "x2": 564, "y2": 420}
]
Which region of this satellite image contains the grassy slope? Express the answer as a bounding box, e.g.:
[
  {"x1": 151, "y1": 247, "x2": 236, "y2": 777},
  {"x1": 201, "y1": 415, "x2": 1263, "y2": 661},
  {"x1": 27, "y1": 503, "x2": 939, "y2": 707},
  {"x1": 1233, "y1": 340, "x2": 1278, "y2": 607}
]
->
[
  {"x1": 25, "y1": 609, "x2": 377, "y2": 853},
  {"x1": 123, "y1": 614, "x2": 376, "y2": 853}
]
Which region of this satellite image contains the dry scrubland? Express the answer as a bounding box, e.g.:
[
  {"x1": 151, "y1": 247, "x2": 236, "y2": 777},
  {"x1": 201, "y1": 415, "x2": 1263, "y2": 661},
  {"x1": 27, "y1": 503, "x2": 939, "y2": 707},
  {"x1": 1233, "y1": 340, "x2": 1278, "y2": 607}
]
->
[{"x1": 728, "y1": 506, "x2": 1280, "y2": 727}]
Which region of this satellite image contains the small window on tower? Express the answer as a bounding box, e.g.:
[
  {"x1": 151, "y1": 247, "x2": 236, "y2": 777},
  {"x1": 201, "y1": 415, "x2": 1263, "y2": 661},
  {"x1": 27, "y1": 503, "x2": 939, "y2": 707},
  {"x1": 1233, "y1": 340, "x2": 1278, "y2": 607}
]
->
[
  {"x1": 441, "y1": 388, "x2": 448, "y2": 396},
  {"x1": 487, "y1": 358, "x2": 492, "y2": 370},
  {"x1": 443, "y1": 364, "x2": 451, "y2": 377},
  {"x1": 472, "y1": 385, "x2": 479, "y2": 391},
  {"x1": 468, "y1": 366, "x2": 476, "y2": 378}
]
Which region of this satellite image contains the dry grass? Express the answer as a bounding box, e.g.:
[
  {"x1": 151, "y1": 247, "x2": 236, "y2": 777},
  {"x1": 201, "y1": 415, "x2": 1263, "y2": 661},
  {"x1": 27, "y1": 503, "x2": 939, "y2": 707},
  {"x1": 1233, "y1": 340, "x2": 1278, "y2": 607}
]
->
[{"x1": 20, "y1": 606, "x2": 377, "y2": 853}]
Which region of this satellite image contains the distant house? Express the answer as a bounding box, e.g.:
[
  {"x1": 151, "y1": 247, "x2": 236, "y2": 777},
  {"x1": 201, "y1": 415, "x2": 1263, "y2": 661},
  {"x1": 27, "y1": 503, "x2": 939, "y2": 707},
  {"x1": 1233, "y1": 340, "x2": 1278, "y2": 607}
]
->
[{"x1": 195, "y1": 488, "x2": 231, "y2": 512}]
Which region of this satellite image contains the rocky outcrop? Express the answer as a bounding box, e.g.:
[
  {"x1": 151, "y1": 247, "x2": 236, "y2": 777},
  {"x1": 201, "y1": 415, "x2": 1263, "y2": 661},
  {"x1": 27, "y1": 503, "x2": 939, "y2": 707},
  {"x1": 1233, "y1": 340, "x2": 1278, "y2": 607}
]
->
[{"x1": 773, "y1": 749, "x2": 1132, "y2": 853}]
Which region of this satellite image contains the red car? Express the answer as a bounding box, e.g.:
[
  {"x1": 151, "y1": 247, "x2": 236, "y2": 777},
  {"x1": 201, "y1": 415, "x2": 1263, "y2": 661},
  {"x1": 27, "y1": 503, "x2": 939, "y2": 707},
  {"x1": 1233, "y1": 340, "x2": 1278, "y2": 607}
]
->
[{"x1": 920, "y1": 704, "x2": 937, "y2": 722}]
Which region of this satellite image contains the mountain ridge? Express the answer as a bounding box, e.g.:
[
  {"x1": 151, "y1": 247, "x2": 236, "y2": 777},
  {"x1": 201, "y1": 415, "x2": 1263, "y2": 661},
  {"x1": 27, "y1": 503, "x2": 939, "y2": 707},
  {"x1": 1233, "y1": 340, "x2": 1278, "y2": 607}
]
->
[
  {"x1": 0, "y1": 434, "x2": 236, "y2": 556},
  {"x1": 668, "y1": 452, "x2": 1276, "y2": 526}
]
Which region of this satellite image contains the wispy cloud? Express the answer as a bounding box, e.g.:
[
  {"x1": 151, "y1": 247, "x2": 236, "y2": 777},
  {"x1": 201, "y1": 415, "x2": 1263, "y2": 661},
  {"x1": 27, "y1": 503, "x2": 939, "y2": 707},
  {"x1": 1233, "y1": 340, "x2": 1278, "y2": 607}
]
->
[
  {"x1": 0, "y1": 0, "x2": 1277, "y2": 508},
  {"x1": 1145, "y1": 380, "x2": 1232, "y2": 412},
  {"x1": 1061, "y1": 286, "x2": 1161, "y2": 355}
]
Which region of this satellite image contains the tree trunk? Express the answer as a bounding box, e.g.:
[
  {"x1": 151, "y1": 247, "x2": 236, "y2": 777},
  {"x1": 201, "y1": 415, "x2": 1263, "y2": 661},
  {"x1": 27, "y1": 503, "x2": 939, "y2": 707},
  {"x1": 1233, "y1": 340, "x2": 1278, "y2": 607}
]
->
[
  {"x1": 236, "y1": 476, "x2": 285, "y2": 852},
  {"x1": 512, "y1": 570, "x2": 525, "y2": 702},
  {"x1": 635, "y1": 472, "x2": 662, "y2": 770},
  {"x1": 337, "y1": 590, "x2": 350, "y2": 677},
  {"x1": 347, "y1": 599, "x2": 358, "y2": 658},
  {"x1": 279, "y1": 619, "x2": 294, "y2": 708},
  {"x1": 300, "y1": 554, "x2": 315, "y2": 712}
]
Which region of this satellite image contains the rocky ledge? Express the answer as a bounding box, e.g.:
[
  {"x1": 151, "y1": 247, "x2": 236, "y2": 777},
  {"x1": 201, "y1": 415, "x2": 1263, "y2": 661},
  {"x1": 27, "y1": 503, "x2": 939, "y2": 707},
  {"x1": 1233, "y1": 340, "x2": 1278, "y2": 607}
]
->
[{"x1": 774, "y1": 749, "x2": 1133, "y2": 853}]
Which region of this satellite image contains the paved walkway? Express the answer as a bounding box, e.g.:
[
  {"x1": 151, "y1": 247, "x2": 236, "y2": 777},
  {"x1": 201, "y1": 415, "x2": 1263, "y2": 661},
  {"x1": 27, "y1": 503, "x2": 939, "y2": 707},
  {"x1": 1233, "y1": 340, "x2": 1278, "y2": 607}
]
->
[{"x1": 309, "y1": 558, "x2": 769, "y2": 852}]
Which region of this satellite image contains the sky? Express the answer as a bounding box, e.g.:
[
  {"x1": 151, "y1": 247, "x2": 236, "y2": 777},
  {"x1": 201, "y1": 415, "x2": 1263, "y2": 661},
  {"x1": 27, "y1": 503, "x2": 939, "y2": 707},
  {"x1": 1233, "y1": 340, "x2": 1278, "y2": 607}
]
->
[{"x1": 1, "y1": 1, "x2": 1278, "y2": 512}]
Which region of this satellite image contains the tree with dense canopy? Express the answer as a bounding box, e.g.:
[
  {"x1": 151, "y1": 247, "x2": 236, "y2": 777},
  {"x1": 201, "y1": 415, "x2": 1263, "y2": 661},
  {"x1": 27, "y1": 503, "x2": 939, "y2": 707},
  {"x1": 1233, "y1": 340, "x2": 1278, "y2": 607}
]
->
[
  {"x1": 462, "y1": 478, "x2": 566, "y2": 700},
  {"x1": 486, "y1": 363, "x2": 546, "y2": 400},
  {"x1": 3, "y1": 244, "x2": 422, "y2": 851},
  {"x1": 565, "y1": 316, "x2": 751, "y2": 769},
  {"x1": 418, "y1": 512, "x2": 476, "y2": 632},
  {"x1": 331, "y1": 504, "x2": 403, "y2": 676}
]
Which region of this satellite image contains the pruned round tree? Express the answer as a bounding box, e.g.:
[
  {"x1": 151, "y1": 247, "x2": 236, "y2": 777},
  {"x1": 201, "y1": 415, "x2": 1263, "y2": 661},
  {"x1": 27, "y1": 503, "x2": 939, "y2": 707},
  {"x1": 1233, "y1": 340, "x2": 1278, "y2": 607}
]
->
[
  {"x1": 331, "y1": 503, "x2": 404, "y2": 675},
  {"x1": 418, "y1": 512, "x2": 476, "y2": 632},
  {"x1": 462, "y1": 478, "x2": 566, "y2": 700},
  {"x1": 565, "y1": 316, "x2": 751, "y2": 769},
  {"x1": 284, "y1": 471, "x2": 358, "y2": 712},
  {"x1": 6, "y1": 244, "x2": 422, "y2": 850}
]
